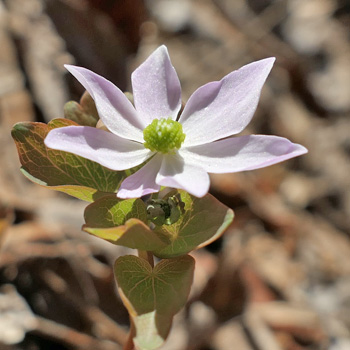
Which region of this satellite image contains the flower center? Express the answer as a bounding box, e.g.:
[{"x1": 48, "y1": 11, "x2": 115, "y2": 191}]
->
[{"x1": 143, "y1": 118, "x2": 186, "y2": 153}]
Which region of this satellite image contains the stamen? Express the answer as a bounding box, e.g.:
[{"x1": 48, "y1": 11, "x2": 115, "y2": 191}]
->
[{"x1": 143, "y1": 118, "x2": 186, "y2": 153}]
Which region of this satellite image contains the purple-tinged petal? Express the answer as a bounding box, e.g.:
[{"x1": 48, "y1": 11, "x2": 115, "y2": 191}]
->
[
  {"x1": 156, "y1": 154, "x2": 210, "y2": 198},
  {"x1": 117, "y1": 154, "x2": 163, "y2": 198},
  {"x1": 179, "y1": 58, "x2": 275, "y2": 147},
  {"x1": 132, "y1": 46, "x2": 182, "y2": 123},
  {"x1": 65, "y1": 65, "x2": 144, "y2": 142},
  {"x1": 179, "y1": 135, "x2": 308, "y2": 173},
  {"x1": 45, "y1": 126, "x2": 152, "y2": 171}
]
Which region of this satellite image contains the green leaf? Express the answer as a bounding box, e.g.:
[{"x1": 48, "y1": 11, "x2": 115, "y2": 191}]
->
[
  {"x1": 11, "y1": 119, "x2": 133, "y2": 202},
  {"x1": 115, "y1": 255, "x2": 194, "y2": 350},
  {"x1": 152, "y1": 190, "x2": 234, "y2": 258},
  {"x1": 83, "y1": 196, "x2": 168, "y2": 251},
  {"x1": 84, "y1": 195, "x2": 148, "y2": 226}
]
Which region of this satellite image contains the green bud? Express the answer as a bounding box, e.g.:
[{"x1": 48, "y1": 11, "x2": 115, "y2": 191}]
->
[
  {"x1": 146, "y1": 194, "x2": 185, "y2": 226},
  {"x1": 80, "y1": 91, "x2": 99, "y2": 121},
  {"x1": 64, "y1": 91, "x2": 98, "y2": 127}
]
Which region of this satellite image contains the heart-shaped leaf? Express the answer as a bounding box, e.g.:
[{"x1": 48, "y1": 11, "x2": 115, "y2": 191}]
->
[
  {"x1": 152, "y1": 190, "x2": 234, "y2": 258},
  {"x1": 11, "y1": 119, "x2": 133, "y2": 202},
  {"x1": 83, "y1": 196, "x2": 168, "y2": 251},
  {"x1": 115, "y1": 255, "x2": 194, "y2": 350}
]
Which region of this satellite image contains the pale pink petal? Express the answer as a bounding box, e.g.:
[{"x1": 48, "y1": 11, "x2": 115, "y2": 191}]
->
[
  {"x1": 45, "y1": 126, "x2": 152, "y2": 170},
  {"x1": 117, "y1": 154, "x2": 163, "y2": 198},
  {"x1": 156, "y1": 154, "x2": 210, "y2": 198},
  {"x1": 179, "y1": 135, "x2": 308, "y2": 173},
  {"x1": 65, "y1": 65, "x2": 144, "y2": 142},
  {"x1": 132, "y1": 46, "x2": 182, "y2": 123},
  {"x1": 179, "y1": 58, "x2": 275, "y2": 147}
]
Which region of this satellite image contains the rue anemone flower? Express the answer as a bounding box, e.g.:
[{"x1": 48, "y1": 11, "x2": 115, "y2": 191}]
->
[{"x1": 45, "y1": 46, "x2": 307, "y2": 198}]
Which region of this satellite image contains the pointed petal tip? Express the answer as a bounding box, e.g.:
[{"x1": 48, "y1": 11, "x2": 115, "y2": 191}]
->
[
  {"x1": 64, "y1": 63, "x2": 77, "y2": 72},
  {"x1": 265, "y1": 57, "x2": 276, "y2": 69},
  {"x1": 246, "y1": 57, "x2": 276, "y2": 77},
  {"x1": 264, "y1": 137, "x2": 308, "y2": 158},
  {"x1": 131, "y1": 44, "x2": 181, "y2": 123},
  {"x1": 158, "y1": 44, "x2": 168, "y2": 52},
  {"x1": 64, "y1": 64, "x2": 89, "y2": 79},
  {"x1": 255, "y1": 138, "x2": 308, "y2": 169},
  {"x1": 151, "y1": 45, "x2": 170, "y2": 57},
  {"x1": 64, "y1": 64, "x2": 88, "y2": 75},
  {"x1": 294, "y1": 143, "x2": 308, "y2": 155},
  {"x1": 179, "y1": 56, "x2": 277, "y2": 146},
  {"x1": 256, "y1": 56, "x2": 276, "y2": 72},
  {"x1": 64, "y1": 64, "x2": 96, "y2": 78},
  {"x1": 266, "y1": 56, "x2": 276, "y2": 63}
]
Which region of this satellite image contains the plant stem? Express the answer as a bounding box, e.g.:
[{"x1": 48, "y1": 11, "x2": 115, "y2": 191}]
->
[
  {"x1": 138, "y1": 250, "x2": 154, "y2": 268},
  {"x1": 123, "y1": 317, "x2": 136, "y2": 350}
]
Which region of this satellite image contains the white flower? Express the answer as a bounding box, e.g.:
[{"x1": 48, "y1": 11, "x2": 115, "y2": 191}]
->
[{"x1": 45, "y1": 46, "x2": 307, "y2": 198}]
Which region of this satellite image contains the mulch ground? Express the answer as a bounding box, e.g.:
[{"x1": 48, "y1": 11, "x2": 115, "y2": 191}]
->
[{"x1": 1, "y1": 1, "x2": 350, "y2": 349}]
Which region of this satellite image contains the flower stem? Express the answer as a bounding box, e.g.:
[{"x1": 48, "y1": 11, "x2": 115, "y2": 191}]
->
[
  {"x1": 138, "y1": 250, "x2": 154, "y2": 268},
  {"x1": 123, "y1": 317, "x2": 136, "y2": 350}
]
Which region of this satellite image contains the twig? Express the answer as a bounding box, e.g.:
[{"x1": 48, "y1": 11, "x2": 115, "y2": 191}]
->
[
  {"x1": 39, "y1": 269, "x2": 128, "y2": 346},
  {"x1": 33, "y1": 316, "x2": 120, "y2": 350}
]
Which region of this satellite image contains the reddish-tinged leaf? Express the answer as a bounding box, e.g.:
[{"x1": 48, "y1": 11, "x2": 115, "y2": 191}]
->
[{"x1": 11, "y1": 119, "x2": 131, "y2": 201}]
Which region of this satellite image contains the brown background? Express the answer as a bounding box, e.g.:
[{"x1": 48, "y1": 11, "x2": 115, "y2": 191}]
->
[{"x1": 0, "y1": 0, "x2": 350, "y2": 349}]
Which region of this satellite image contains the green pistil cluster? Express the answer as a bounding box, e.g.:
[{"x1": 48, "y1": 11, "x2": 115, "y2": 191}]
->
[{"x1": 143, "y1": 118, "x2": 186, "y2": 154}]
